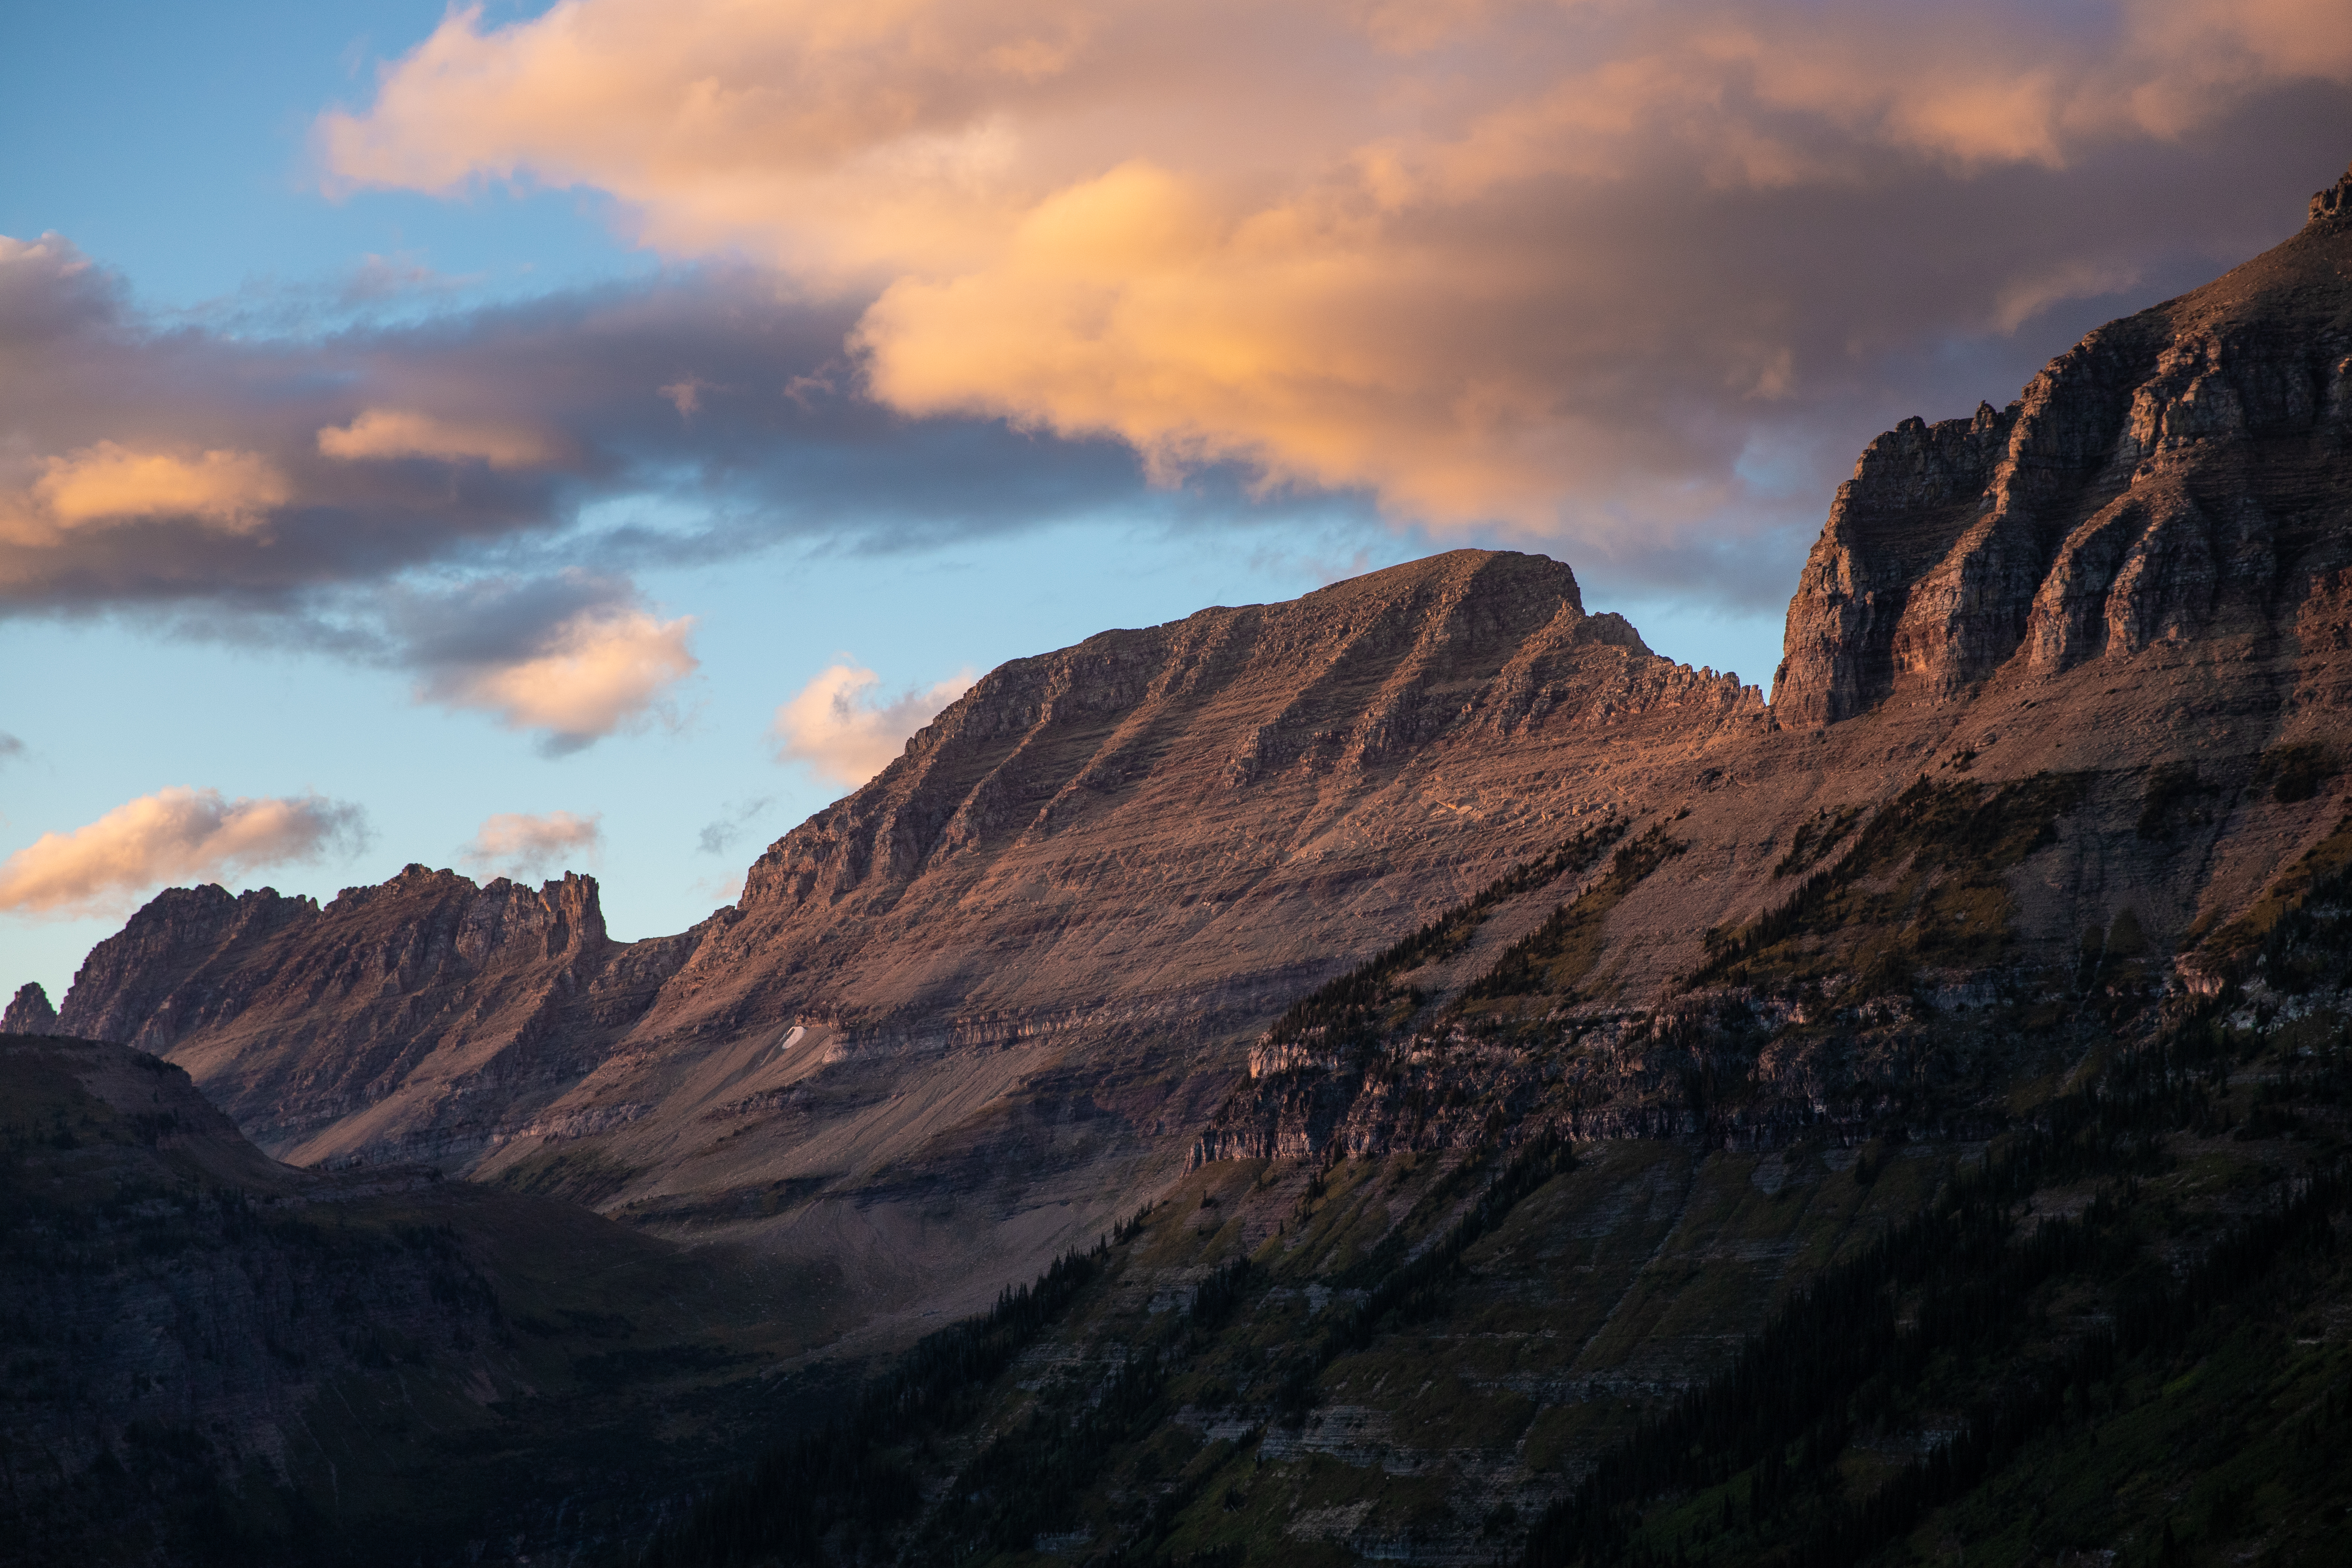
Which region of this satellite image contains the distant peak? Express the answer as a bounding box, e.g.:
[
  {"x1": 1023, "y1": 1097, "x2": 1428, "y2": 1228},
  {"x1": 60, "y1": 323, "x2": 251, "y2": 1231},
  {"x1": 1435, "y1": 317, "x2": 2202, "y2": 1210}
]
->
[
  {"x1": 3, "y1": 982, "x2": 57, "y2": 1035},
  {"x1": 2308, "y1": 161, "x2": 2352, "y2": 227}
]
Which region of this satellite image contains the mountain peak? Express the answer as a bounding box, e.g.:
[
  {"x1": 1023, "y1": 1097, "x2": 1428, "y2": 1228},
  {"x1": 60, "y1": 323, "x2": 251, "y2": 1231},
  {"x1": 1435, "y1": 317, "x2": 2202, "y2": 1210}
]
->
[
  {"x1": 1775, "y1": 187, "x2": 2352, "y2": 726},
  {"x1": 2309, "y1": 159, "x2": 2352, "y2": 227}
]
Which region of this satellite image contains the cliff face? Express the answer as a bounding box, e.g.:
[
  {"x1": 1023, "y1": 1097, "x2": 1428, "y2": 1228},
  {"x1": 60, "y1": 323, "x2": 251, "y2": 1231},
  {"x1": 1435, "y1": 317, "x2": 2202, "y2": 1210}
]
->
[
  {"x1": 53, "y1": 868, "x2": 696, "y2": 1168},
  {"x1": 1775, "y1": 165, "x2": 2352, "y2": 724}
]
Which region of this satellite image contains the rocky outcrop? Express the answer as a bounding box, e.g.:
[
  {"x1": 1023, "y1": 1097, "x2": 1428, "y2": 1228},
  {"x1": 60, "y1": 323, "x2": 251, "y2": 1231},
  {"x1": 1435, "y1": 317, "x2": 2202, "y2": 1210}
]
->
[
  {"x1": 55, "y1": 867, "x2": 696, "y2": 1169},
  {"x1": 1775, "y1": 160, "x2": 2352, "y2": 724},
  {"x1": 2, "y1": 980, "x2": 55, "y2": 1032}
]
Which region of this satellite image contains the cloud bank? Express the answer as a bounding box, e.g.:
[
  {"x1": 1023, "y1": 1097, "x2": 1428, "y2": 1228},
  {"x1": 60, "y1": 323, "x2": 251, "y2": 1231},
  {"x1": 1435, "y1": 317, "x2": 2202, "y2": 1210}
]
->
[
  {"x1": 321, "y1": 0, "x2": 2352, "y2": 540},
  {"x1": 773, "y1": 663, "x2": 976, "y2": 787},
  {"x1": 0, "y1": 787, "x2": 368, "y2": 918},
  {"x1": 459, "y1": 810, "x2": 604, "y2": 880},
  {"x1": 0, "y1": 235, "x2": 1162, "y2": 741}
]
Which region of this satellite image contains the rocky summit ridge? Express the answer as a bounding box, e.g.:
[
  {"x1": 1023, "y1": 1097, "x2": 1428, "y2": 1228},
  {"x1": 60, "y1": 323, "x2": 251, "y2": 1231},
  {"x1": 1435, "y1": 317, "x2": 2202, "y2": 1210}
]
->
[{"x1": 30, "y1": 165, "x2": 2352, "y2": 1340}]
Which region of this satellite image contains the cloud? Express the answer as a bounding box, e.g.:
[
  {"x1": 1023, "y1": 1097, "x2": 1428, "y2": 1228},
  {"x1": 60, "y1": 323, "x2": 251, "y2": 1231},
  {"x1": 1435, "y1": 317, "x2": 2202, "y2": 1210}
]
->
[
  {"x1": 695, "y1": 796, "x2": 772, "y2": 855},
  {"x1": 0, "y1": 787, "x2": 368, "y2": 919},
  {"x1": 5, "y1": 442, "x2": 288, "y2": 543},
  {"x1": 772, "y1": 663, "x2": 976, "y2": 788},
  {"x1": 0, "y1": 238, "x2": 1184, "y2": 746},
  {"x1": 459, "y1": 810, "x2": 603, "y2": 879},
  {"x1": 419, "y1": 602, "x2": 699, "y2": 752},
  {"x1": 317, "y1": 408, "x2": 556, "y2": 468},
  {"x1": 318, "y1": 0, "x2": 2352, "y2": 536},
  {"x1": 0, "y1": 732, "x2": 23, "y2": 767},
  {"x1": 3, "y1": 4, "x2": 2349, "y2": 668},
  {"x1": 0, "y1": 235, "x2": 1172, "y2": 612}
]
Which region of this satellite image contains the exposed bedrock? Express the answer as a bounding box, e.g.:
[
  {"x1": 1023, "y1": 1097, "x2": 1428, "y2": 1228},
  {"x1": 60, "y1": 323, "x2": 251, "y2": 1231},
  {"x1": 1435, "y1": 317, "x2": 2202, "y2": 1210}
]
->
[
  {"x1": 1775, "y1": 164, "x2": 2352, "y2": 725},
  {"x1": 53, "y1": 868, "x2": 698, "y2": 1170},
  {"x1": 36, "y1": 165, "x2": 2352, "y2": 1340}
]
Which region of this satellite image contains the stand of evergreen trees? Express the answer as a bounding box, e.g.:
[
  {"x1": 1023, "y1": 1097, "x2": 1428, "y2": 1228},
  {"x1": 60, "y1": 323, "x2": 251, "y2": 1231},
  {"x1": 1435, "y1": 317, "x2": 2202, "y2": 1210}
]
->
[
  {"x1": 644, "y1": 1208, "x2": 1151, "y2": 1567},
  {"x1": 1257, "y1": 819, "x2": 1625, "y2": 1054},
  {"x1": 1518, "y1": 988, "x2": 2350, "y2": 1568}
]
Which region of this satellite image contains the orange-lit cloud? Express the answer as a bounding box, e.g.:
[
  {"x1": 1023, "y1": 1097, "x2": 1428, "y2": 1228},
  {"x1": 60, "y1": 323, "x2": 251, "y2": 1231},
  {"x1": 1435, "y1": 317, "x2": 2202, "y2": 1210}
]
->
[
  {"x1": 3, "y1": 441, "x2": 288, "y2": 543},
  {"x1": 317, "y1": 408, "x2": 555, "y2": 468},
  {"x1": 0, "y1": 787, "x2": 367, "y2": 919},
  {"x1": 318, "y1": 0, "x2": 2352, "y2": 534},
  {"x1": 422, "y1": 605, "x2": 699, "y2": 749},
  {"x1": 459, "y1": 809, "x2": 603, "y2": 878},
  {"x1": 772, "y1": 663, "x2": 974, "y2": 787}
]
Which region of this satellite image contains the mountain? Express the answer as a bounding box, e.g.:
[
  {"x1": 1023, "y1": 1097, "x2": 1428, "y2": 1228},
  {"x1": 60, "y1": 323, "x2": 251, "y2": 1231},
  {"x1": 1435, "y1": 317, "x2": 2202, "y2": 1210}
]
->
[
  {"x1": 52, "y1": 550, "x2": 1769, "y2": 1329},
  {"x1": 0, "y1": 1029, "x2": 834, "y2": 1566},
  {"x1": 51, "y1": 870, "x2": 696, "y2": 1171},
  {"x1": 17, "y1": 161, "x2": 2352, "y2": 1568}
]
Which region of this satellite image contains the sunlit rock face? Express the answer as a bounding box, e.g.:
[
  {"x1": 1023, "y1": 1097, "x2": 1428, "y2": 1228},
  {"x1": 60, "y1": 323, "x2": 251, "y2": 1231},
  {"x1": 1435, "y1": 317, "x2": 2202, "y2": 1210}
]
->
[
  {"x1": 54, "y1": 868, "x2": 697, "y2": 1170},
  {"x1": 1776, "y1": 163, "x2": 2352, "y2": 726},
  {"x1": 3, "y1": 980, "x2": 57, "y2": 1033},
  {"x1": 49, "y1": 171, "x2": 2352, "y2": 1341}
]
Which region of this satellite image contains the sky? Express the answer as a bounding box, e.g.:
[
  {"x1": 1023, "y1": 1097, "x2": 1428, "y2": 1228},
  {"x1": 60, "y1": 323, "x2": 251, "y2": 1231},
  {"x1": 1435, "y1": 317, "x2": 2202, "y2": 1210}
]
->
[{"x1": 3, "y1": 0, "x2": 2349, "y2": 1003}]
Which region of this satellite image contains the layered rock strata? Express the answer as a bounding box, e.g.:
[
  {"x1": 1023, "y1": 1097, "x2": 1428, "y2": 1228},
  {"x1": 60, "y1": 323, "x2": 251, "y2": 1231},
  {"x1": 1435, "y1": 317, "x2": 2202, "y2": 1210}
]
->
[
  {"x1": 34, "y1": 165, "x2": 2352, "y2": 1339},
  {"x1": 1776, "y1": 163, "x2": 2352, "y2": 724},
  {"x1": 55, "y1": 870, "x2": 698, "y2": 1168}
]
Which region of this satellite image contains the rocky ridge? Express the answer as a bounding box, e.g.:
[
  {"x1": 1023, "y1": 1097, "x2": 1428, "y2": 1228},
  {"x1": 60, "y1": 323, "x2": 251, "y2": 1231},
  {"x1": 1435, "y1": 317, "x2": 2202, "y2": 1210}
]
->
[
  {"x1": 53, "y1": 870, "x2": 697, "y2": 1169},
  {"x1": 31, "y1": 164, "x2": 2352, "y2": 1347},
  {"x1": 2, "y1": 980, "x2": 56, "y2": 1033},
  {"x1": 1776, "y1": 165, "x2": 2352, "y2": 723}
]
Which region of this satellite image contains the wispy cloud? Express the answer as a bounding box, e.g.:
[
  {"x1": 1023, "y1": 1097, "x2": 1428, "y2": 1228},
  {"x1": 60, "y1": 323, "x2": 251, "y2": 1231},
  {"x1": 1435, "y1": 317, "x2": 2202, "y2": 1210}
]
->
[
  {"x1": 0, "y1": 787, "x2": 368, "y2": 918},
  {"x1": 773, "y1": 663, "x2": 976, "y2": 789},
  {"x1": 458, "y1": 810, "x2": 603, "y2": 880},
  {"x1": 695, "y1": 796, "x2": 773, "y2": 856},
  {"x1": 317, "y1": 407, "x2": 557, "y2": 469}
]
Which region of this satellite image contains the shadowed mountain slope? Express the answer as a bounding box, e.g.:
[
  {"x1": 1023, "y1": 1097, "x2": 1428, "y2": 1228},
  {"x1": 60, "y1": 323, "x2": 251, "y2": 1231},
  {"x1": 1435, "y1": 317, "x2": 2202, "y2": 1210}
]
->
[{"x1": 0, "y1": 1031, "x2": 837, "y2": 1567}]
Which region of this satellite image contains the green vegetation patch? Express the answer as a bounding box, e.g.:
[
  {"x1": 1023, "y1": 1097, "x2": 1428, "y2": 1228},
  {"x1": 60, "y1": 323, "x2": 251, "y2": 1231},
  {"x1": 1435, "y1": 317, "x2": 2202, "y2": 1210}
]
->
[
  {"x1": 1774, "y1": 805, "x2": 1864, "y2": 879},
  {"x1": 1257, "y1": 818, "x2": 1627, "y2": 1057},
  {"x1": 2194, "y1": 807, "x2": 2352, "y2": 986},
  {"x1": 491, "y1": 1139, "x2": 643, "y2": 1205},
  {"x1": 1458, "y1": 824, "x2": 1691, "y2": 1011},
  {"x1": 1695, "y1": 772, "x2": 2092, "y2": 993}
]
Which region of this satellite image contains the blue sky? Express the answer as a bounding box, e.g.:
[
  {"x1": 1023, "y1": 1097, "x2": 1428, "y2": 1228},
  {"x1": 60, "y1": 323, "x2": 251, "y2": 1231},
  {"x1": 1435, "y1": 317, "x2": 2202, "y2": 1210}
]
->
[{"x1": 4, "y1": 0, "x2": 2346, "y2": 1001}]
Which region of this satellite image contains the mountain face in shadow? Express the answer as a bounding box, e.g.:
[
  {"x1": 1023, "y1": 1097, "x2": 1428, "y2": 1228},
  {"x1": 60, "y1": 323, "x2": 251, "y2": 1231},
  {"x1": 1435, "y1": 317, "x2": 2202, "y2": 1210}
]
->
[{"x1": 16, "y1": 164, "x2": 2352, "y2": 1568}]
